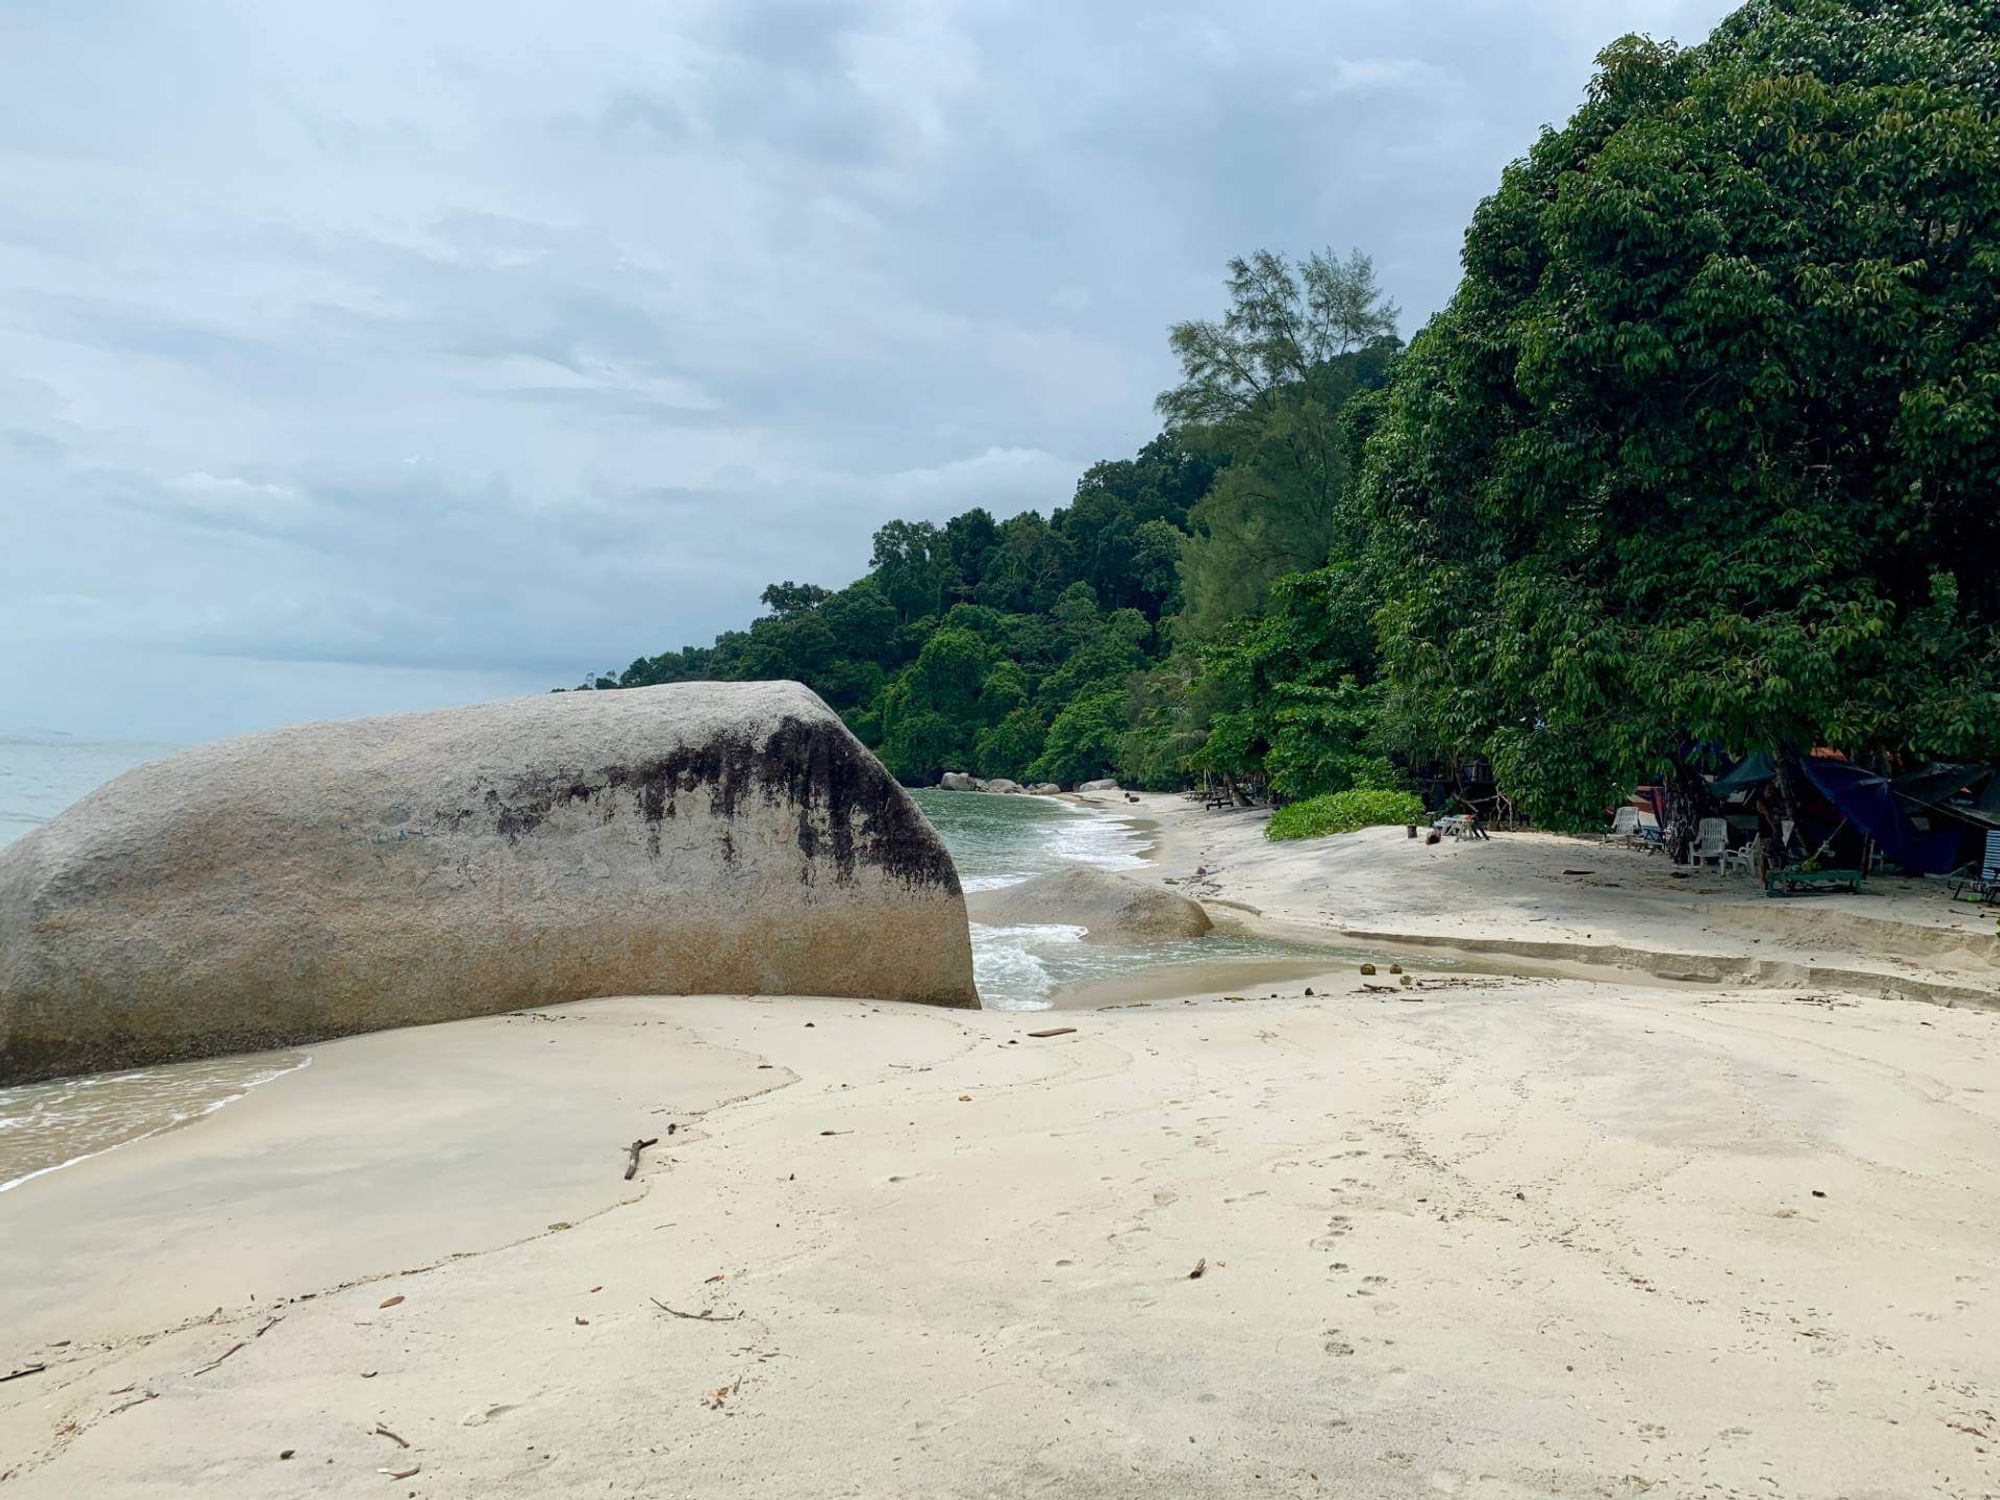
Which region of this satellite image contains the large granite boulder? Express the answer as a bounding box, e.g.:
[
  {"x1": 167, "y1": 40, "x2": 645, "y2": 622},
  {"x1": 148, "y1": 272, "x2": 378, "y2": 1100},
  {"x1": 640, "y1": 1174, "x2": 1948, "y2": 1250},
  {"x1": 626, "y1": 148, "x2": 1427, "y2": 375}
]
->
[
  {"x1": 0, "y1": 682, "x2": 978, "y2": 1083},
  {"x1": 966, "y1": 868, "x2": 1212, "y2": 944},
  {"x1": 938, "y1": 771, "x2": 978, "y2": 792}
]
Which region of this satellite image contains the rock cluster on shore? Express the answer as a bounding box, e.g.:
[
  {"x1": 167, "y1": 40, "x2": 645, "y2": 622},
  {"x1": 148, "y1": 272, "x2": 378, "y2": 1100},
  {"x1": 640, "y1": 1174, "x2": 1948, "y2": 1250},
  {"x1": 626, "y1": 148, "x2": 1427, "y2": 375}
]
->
[
  {"x1": 0, "y1": 682, "x2": 979, "y2": 1084},
  {"x1": 936, "y1": 772, "x2": 1077, "y2": 796}
]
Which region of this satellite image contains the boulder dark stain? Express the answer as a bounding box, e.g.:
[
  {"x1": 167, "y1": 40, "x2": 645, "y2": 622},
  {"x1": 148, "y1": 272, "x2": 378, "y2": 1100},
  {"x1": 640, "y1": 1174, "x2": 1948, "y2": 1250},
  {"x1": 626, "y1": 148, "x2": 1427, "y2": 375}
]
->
[{"x1": 474, "y1": 716, "x2": 959, "y2": 893}]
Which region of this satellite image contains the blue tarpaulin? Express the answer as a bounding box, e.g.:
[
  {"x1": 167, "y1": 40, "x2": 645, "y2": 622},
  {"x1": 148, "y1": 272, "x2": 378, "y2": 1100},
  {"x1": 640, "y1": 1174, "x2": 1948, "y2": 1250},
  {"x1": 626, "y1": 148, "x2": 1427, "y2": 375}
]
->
[
  {"x1": 1708, "y1": 749, "x2": 1776, "y2": 797},
  {"x1": 1796, "y1": 756, "x2": 1970, "y2": 875}
]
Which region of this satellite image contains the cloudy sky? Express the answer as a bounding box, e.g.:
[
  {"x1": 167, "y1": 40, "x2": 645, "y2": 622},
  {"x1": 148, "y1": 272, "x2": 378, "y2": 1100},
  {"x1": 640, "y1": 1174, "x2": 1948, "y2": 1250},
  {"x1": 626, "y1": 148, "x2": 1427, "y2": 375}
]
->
[{"x1": 0, "y1": 0, "x2": 1732, "y2": 742}]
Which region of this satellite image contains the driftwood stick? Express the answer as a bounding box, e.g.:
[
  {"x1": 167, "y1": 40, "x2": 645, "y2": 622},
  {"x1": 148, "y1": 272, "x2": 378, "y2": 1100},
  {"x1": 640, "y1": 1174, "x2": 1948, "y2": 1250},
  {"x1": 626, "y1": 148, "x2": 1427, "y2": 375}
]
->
[
  {"x1": 0, "y1": 1364, "x2": 46, "y2": 1384},
  {"x1": 624, "y1": 1137, "x2": 661, "y2": 1181},
  {"x1": 189, "y1": 1341, "x2": 247, "y2": 1377},
  {"x1": 650, "y1": 1298, "x2": 741, "y2": 1322},
  {"x1": 374, "y1": 1423, "x2": 411, "y2": 1449}
]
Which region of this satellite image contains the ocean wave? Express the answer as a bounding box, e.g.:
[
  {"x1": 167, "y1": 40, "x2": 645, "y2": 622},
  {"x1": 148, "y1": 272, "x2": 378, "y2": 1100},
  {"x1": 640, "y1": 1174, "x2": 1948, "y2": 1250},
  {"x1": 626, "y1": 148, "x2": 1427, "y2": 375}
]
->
[
  {"x1": 0, "y1": 1054, "x2": 311, "y2": 1194},
  {"x1": 1045, "y1": 805, "x2": 1147, "y2": 871},
  {"x1": 968, "y1": 922, "x2": 1081, "y2": 1011}
]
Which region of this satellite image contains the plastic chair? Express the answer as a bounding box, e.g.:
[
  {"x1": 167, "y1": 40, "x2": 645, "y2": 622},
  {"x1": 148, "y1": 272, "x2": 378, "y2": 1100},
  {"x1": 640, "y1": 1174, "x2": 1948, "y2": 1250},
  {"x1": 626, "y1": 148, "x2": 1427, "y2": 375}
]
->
[{"x1": 1687, "y1": 818, "x2": 1731, "y2": 872}]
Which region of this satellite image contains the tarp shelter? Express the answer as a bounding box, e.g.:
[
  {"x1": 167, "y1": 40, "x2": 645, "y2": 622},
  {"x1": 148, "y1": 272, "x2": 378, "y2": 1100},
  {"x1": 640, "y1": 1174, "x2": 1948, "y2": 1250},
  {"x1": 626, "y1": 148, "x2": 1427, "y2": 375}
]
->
[
  {"x1": 1797, "y1": 756, "x2": 1970, "y2": 875},
  {"x1": 1894, "y1": 764, "x2": 2000, "y2": 829},
  {"x1": 1708, "y1": 750, "x2": 1776, "y2": 798}
]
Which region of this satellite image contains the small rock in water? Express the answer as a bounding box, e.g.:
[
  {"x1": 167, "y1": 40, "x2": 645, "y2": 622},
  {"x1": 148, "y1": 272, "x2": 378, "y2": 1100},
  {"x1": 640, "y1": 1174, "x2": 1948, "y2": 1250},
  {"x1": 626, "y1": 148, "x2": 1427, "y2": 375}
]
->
[
  {"x1": 1359, "y1": 964, "x2": 1377, "y2": 976},
  {"x1": 1389, "y1": 963, "x2": 1404, "y2": 975}
]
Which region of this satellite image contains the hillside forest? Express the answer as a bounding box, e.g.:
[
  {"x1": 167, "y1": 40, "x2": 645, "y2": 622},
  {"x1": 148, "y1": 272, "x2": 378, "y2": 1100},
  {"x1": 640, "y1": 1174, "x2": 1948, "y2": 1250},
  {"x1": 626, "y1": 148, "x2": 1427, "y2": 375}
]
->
[{"x1": 574, "y1": 0, "x2": 2000, "y2": 837}]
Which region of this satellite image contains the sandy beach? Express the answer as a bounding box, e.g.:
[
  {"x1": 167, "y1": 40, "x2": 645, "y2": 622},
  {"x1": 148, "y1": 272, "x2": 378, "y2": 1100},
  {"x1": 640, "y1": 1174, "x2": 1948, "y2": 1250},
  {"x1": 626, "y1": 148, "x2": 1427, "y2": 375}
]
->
[{"x1": 3, "y1": 796, "x2": 1998, "y2": 1498}]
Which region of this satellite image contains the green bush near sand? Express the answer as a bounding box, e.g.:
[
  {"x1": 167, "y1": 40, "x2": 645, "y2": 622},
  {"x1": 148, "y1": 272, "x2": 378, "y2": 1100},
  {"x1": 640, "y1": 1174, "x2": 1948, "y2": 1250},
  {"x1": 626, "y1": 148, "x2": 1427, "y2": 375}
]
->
[{"x1": 1266, "y1": 789, "x2": 1426, "y2": 842}]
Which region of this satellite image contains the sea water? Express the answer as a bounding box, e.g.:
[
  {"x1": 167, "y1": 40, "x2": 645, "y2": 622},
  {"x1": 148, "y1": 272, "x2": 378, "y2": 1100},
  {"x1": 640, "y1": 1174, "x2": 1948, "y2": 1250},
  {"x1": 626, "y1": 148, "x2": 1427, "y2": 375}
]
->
[
  {"x1": 0, "y1": 730, "x2": 181, "y2": 852},
  {"x1": 910, "y1": 787, "x2": 1319, "y2": 1012}
]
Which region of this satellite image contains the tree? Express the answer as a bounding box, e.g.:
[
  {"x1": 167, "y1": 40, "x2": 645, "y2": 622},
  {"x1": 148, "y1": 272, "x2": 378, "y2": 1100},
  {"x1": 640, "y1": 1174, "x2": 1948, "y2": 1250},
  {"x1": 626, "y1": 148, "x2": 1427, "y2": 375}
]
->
[
  {"x1": 1029, "y1": 689, "x2": 1128, "y2": 786},
  {"x1": 759, "y1": 581, "x2": 832, "y2": 618},
  {"x1": 1365, "y1": 1, "x2": 2000, "y2": 826},
  {"x1": 1159, "y1": 252, "x2": 1401, "y2": 640},
  {"x1": 870, "y1": 520, "x2": 954, "y2": 624},
  {"x1": 975, "y1": 706, "x2": 1047, "y2": 782},
  {"x1": 1054, "y1": 434, "x2": 1214, "y2": 616},
  {"x1": 1157, "y1": 249, "x2": 1400, "y2": 431},
  {"x1": 820, "y1": 581, "x2": 899, "y2": 666}
]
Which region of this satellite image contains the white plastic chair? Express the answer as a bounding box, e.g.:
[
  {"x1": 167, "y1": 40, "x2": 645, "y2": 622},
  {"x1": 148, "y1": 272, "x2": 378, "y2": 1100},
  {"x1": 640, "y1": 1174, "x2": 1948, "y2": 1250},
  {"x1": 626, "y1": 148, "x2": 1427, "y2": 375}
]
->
[
  {"x1": 1687, "y1": 817, "x2": 1730, "y2": 872},
  {"x1": 1609, "y1": 806, "x2": 1641, "y2": 839}
]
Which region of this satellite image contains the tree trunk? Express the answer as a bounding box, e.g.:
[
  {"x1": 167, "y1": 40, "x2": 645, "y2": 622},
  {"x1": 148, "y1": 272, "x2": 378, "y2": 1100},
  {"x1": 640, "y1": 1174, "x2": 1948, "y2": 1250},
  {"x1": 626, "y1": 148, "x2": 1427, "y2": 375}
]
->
[
  {"x1": 1771, "y1": 748, "x2": 1807, "y2": 866},
  {"x1": 1663, "y1": 759, "x2": 1705, "y2": 865}
]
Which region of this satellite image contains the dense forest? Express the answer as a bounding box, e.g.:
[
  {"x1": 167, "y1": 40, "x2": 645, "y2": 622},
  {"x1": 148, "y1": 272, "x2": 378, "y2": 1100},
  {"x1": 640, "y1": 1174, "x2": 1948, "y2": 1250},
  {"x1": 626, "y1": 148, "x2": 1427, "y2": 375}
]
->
[{"x1": 576, "y1": 0, "x2": 2000, "y2": 831}]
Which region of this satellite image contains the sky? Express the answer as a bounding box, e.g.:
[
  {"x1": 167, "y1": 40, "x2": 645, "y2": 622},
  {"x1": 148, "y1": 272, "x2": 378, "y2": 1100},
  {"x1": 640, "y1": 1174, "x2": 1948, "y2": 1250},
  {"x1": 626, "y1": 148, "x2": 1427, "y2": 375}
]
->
[{"x1": 0, "y1": 0, "x2": 1734, "y2": 743}]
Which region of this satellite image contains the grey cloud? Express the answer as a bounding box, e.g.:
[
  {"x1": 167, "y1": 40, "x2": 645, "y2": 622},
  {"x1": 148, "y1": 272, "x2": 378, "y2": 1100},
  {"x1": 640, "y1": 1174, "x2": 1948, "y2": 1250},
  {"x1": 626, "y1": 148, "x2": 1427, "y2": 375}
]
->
[{"x1": 0, "y1": 0, "x2": 1736, "y2": 741}]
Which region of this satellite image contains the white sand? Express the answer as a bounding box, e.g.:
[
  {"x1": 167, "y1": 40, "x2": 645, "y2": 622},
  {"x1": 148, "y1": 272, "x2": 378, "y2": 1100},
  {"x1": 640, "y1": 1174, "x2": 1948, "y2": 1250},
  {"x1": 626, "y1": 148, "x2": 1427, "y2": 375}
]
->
[
  {"x1": 2, "y1": 801, "x2": 1998, "y2": 1497},
  {"x1": 1108, "y1": 791, "x2": 2000, "y2": 1008}
]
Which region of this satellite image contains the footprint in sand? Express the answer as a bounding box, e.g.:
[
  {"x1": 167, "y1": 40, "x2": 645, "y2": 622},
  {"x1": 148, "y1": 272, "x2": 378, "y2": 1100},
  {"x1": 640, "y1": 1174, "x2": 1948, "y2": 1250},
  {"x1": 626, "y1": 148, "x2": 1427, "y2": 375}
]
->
[
  {"x1": 1107, "y1": 1222, "x2": 1152, "y2": 1251},
  {"x1": 1311, "y1": 1215, "x2": 1354, "y2": 1248},
  {"x1": 462, "y1": 1403, "x2": 520, "y2": 1426}
]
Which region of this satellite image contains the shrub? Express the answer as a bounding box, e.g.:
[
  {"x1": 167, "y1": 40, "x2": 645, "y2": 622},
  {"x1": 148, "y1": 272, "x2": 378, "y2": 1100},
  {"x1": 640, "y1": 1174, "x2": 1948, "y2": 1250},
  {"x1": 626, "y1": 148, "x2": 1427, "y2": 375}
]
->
[{"x1": 1265, "y1": 789, "x2": 1426, "y2": 842}]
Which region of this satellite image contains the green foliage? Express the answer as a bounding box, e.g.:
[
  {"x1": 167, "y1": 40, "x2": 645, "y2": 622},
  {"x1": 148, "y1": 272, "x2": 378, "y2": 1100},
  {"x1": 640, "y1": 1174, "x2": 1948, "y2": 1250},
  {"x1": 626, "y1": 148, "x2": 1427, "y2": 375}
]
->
[
  {"x1": 1265, "y1": 789, "x2": 1427, "y2": 842},
  {"x1": 1123, "y1": 560, "x2": 1388, "y2": 796},
  {"x1": 1362, "y1": 0, "x2": 2000, "y2": 823},
  {"x1": 1029, "y1": 689, "x2": 1129, "y2": 786},
  {"x1": 974, "y1": 706, "x2": 1047, "y2": 783}
]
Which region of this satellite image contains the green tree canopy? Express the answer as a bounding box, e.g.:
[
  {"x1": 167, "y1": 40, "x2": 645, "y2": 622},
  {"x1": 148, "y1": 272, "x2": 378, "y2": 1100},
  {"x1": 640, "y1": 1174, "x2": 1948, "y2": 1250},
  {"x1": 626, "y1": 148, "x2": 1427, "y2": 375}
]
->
[{"x1": 1364, "y1": 0, "x2": 2000, "y2": 824}]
